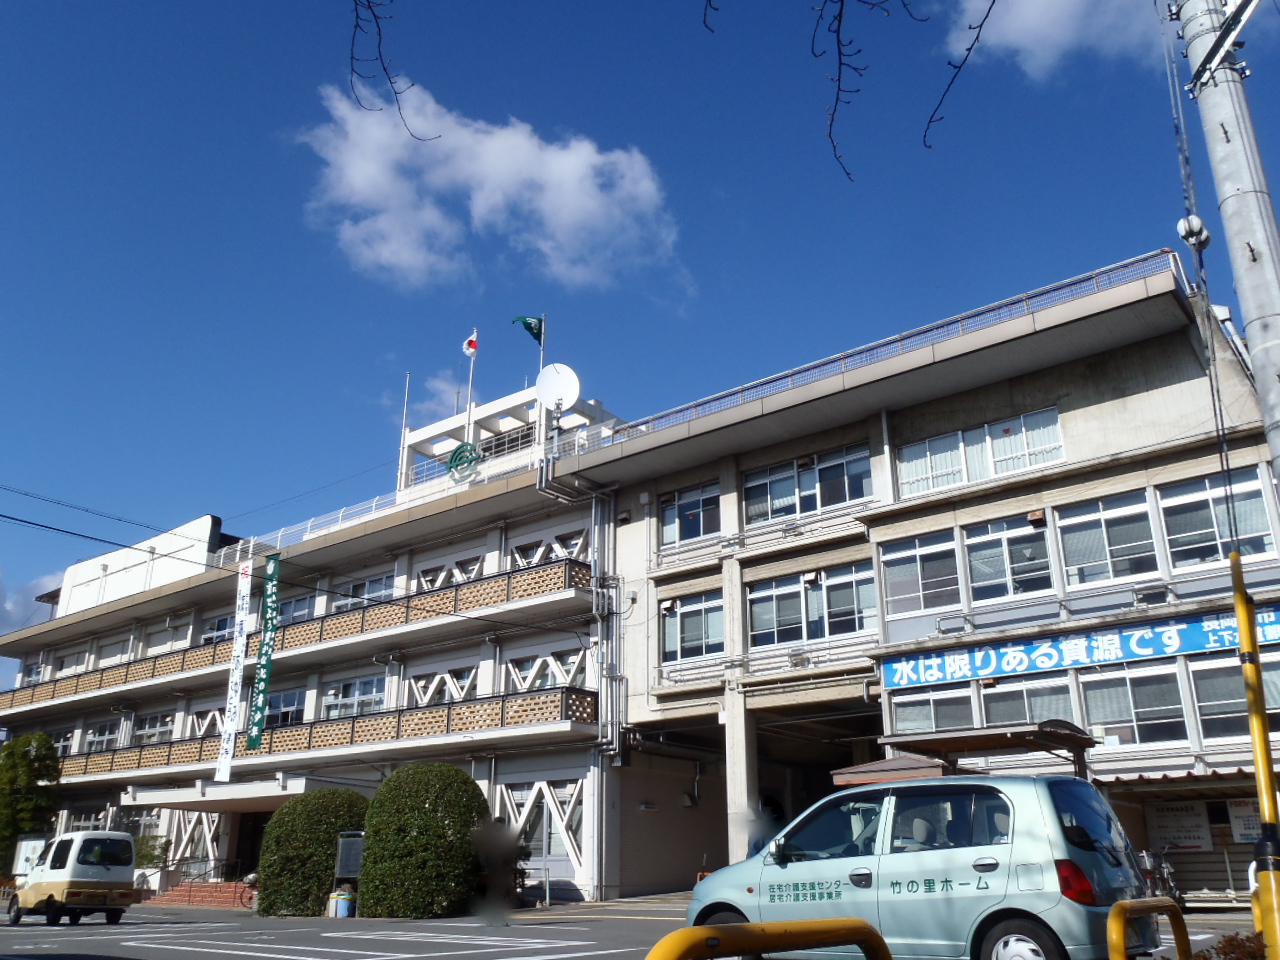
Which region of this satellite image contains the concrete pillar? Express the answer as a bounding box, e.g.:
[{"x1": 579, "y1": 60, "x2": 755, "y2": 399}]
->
[
  {"x1": 717, "y1": 457, "x2": 741, "y2": 538},
  {"x1": 313, "y1": 576, "x2": 332, "y2": 617},
  {"x1": 393, "y1": 552, "x2": 411, "y2": 599},
  {"x1": 724, "y1": 682, "x2": 758, "y2": 864}
]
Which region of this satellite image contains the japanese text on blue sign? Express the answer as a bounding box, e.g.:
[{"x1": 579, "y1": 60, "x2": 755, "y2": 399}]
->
[{"x1": 883, "y1": 605, "x2": 1279, "y2": 690}]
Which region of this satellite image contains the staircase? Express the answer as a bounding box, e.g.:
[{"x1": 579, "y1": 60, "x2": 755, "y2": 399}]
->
[{"x1": 146, "y1": 881, "x2": 251, "y2": 910}]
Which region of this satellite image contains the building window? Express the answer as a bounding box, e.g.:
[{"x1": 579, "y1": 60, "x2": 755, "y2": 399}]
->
[
  {"x1": 266, "y1": 689, "x2": 306, "y2": 728},
  {"x1": 54, "y1": 651, "x2": 87, "y2": 678},
  {"x1": 1081, "y1": 662, "x2": 1186, "y2": 745},
  {"x1": 323, "y1": 675, "x2": 386, "y2": 718},
  {"x1": 661, "y1": 483, "x2": 721, "y2": 545},
  {"x1": 331, "y1": 574, "x2": 395, "y2": 613},
  {"x1": 882, "y1": 532, "x2": 960, "y2": 616},
  {"x1": 964, "y1": 517, "x2": 1053, "y2": 602},
  {"x1": 747, "y1": 563, "x2": 877, "y2": 647},
  {"x1": 21, "y1": 661, "x2": 42, "y2": 686},
  {"x1": 897, "y1": 408, "x2": 1063, "y2": 497},
  {"x1": 132, "y1": 712, "x2": 175, "y2": 746},
  {"x1": 744, "y1": 444, "x2": 872, "y2": 526},
  {"x1": 893, "y1": 685, "x2": 973, "y2": 733},
  {"x1": 1057, "y1": 491, "x2": 1158, "y2": 586},
  {"x1": 85, "y1": 720, "x2": 120, "y2": 754},
  {"x1": 661, "y1": 591, "x2": 724, "y2": 662},
  {"x1": 201, "y1": 615, "x2": 235, "y2": 645},
  {"x1": 1192, "y1": 654, "x2": 1280, "y2": 739},
  {"x1": 1159, "y1": 467, "x2": 1274, "y2": 568},
  {"x1": 278, "y1": 596, "x2": 314, "y2": 625},
  {"x1": 50, "y1": 729, "x2": 75, "y2": 757},
  {"x1": 982, "y1": 674, "x2": 1072, "y2": 726}
]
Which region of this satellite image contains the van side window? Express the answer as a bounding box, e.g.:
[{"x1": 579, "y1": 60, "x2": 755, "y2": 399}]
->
[
  {"x1": 780, "y1": 793, "x2": 885, "y2": 861},
  {"x1": 890, "y1": 788, "x2": 1012, "y2": 852},
  {"x1": 34, "y1": 841, "x2": 53, "y2": 867},
  {"x1": 50, "y1": 839, "x2": 74, "y2": 870}
]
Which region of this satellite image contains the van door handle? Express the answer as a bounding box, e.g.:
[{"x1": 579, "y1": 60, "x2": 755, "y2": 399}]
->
[
  {"x1": 972, "y1": 858, "x2": 999, "y2": 873},
  {"x1": 849, "y1": 867, "x2": 873, "y2": 888}
]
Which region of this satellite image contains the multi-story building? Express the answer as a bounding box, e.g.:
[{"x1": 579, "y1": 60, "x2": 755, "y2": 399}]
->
[{"x1": 3, "y1": 248, "x2": 1271, "y2": 903}]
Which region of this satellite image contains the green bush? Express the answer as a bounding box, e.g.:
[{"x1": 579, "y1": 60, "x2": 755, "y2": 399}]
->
[
  {"x1": 257, "y1": 788, "x2": 369, "y2": 916},
  {"x1": 360, "y1": 763, "x2": 490, "y2": 918},
  {"x1": 134, "y1": 836, "x2": 170, "y2": 869}
]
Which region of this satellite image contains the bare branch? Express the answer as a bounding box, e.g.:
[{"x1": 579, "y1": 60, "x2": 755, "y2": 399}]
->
[
  {"x1": 350, "y1": 0, "x2": 438, "y2": 142},
  {"x1": 922, "y1": 0, "x2": 996, "y2": 149},
  {"x1": 703, "y1": 0, "x2": 719, "y2": 33}
]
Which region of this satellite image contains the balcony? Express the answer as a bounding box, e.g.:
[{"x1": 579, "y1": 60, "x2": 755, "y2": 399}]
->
[
  {"x1": 58, "y1": 686, "x2": 599, "y2": 781},
  {"x1": 0, "y1": 560, "x2": 592, "y2": 715}
]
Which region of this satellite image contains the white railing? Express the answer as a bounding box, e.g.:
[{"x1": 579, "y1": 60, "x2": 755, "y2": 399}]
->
[{"x1": 654, "y1": 631, "x2": 877, "y2": 687}]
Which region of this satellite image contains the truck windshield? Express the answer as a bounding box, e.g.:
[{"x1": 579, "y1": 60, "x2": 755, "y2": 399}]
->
[
  {"x1": 1049, "y1": 779, "x2": 1129, "y2": 864},
  {"x1": 77, "y1": 838, "x2": 133, "y2": 867}
]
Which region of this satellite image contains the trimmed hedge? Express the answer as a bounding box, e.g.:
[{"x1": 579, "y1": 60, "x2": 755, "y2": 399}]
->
[
  {"x1": 257, "y1": 788, "x2": 369, "y2": 916},
  {"x1": 360, "y1": 763, "x2": 490, "y2": 918}
]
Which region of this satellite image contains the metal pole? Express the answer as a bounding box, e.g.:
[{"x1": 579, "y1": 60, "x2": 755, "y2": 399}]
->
[
  {"x1": 540, "y1": 313, "x2": 546, "y2": 371},
  {"x1": 1232, "y1": 551, "x2": 1280, "y2": 954},
  {"x1": 1180, "y1": 0, "x2": 1280, "y2": 481}
]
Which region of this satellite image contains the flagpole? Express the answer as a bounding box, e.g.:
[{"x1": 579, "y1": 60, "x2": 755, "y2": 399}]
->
[
  {"x1": 465, "y1": 327, "x2": 477, "y2": 440},
  {"x1": 540, "y1": 313, "x2": 546, "y2": 371}
]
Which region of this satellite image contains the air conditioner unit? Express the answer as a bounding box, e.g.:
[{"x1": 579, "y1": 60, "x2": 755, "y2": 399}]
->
[{"x1": 797, "y1": 456, "x2": 817, "y2": 469}]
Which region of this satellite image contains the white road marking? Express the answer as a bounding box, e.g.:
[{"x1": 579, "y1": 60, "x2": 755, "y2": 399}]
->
[
  {"x1": 324, "y1": 932, "x2": 588, "y2": 946},
  {"x1": 119, "y1": 940, "x2": 413, "y2": 960}
]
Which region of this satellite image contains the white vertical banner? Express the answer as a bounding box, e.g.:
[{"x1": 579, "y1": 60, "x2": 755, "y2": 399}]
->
[{"x1": 213, "y1": 560, "x2": 254, "y2": 782}]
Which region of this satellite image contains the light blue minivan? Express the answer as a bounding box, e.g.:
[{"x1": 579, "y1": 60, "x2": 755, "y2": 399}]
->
[{"x1": 687, "y1": 776, "x2": 1158, "y2": 960}]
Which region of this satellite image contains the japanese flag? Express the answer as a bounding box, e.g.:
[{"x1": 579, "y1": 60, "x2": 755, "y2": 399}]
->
[{"x1": 462, "y1": 329, "x2": 478, "y2": 357}]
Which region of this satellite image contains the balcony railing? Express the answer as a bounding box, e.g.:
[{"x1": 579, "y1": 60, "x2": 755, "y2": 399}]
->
[
  {"x1": 0, "y1": 559, "x2": 592, "y2": 713},
  {"x1": 57, "y1": 686, "x2": 599, "y2": 779}
]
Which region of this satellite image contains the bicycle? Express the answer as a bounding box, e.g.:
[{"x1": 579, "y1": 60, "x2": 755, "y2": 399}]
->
[{"x1": 239, "y1": 873, "x2": 258, "y2": 911}]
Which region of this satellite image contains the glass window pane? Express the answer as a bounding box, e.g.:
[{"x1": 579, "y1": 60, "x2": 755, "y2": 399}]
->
[
  {"x1": 963, "y1": 427, "x2": 990, "y2": 482},
  {"x1": 846, "y1": 456, "x2": 872, "y2": 500},
  {"x1": 1084, "y1": 678, "x2": 1132, "y2": 724},
  {"x1": 898, "y1": 442, "x2": 930, "y2": 495},
  {"x1": 1062, "y1": 521, "x2": 1107, "y2": 581},
  {"x1": 985, "y1": 689, "x2": 1027, "y2": 725},
  {"x1": 989, "y1": 418, "x2": 1028, "y2": 473},
  {"x1": 744, "y1": 483, "x2": 770, "y2": 525},
  {"x1": 896, "y1": 700, "x2": 932, "y2": 734},
  {"x1": 1008, "y1": 532, "x2": 1052, "y2": 593},
  {"x1": 920, "y1": 550, "x2": 960, "y2": 609},
  {"x1": 935, "y1": 696, "x2": 973, "y2": 730},
  {"x1": 884, "y1": 556, "x2": 923, "y2": 615},
  {"x1": 928, "y1": 435, "x2": 964, "y2": 487},
  {"x1": 818, "y1": 463, "x2": 847, "y2": 507},
  {"x1": 968, "y1": 541, "x2": 1009, "y2": 601},
  {"x1": 1027, "y1": 684, "x2": 1073, "y2": 722},
  {"x1": 770, "y1": 474, "x2": 798, "y2": 516}
]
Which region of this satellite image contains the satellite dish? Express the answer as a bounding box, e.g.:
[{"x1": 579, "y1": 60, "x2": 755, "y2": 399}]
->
[{"x1": 536, "y1": 363, "x2": 580, "y2": 410}]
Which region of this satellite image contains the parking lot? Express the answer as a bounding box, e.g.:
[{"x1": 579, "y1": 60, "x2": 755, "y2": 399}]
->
[{"x1": 0, "y1": 898, "x2": 1257, "y2": 960}]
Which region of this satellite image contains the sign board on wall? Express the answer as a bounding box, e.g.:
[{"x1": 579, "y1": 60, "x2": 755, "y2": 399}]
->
[
  {"x1": 1229, "y1": 798, "x2": 1263, "y2": 844},
  {"x1": 1145, "y1": 800, "x2": 1213, "y2": 852}
]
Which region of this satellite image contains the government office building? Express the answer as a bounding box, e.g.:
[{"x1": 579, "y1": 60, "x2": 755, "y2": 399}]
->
[{"x1": 1, "y1": 249, "x2": 1272, "y2": 902}]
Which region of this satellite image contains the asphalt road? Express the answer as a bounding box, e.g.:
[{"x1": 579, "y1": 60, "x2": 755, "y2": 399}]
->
[{"x1": 0, "y1": 897, "x2": 1258, "y2": 960}]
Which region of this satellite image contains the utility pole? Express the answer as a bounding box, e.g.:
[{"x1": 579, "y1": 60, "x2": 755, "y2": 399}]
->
[{"x1": 1177, "y1": 2, "x2": 1280, "y2": 952}]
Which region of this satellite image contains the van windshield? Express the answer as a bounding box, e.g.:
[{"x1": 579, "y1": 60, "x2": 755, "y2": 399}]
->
[
  {"x1": 76, "y1": 838, "x2": 133, "y2": 867},
  {"x1": 1049, "y1": 779, "x2": 1129, "y2": 863}
]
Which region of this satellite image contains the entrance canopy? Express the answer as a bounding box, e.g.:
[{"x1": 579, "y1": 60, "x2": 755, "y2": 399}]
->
[
  {"x1": 119, "y1": 773, "x2": 378, "y2": 813},
  {"x1": 879, "y1": 720, "x2": 1096, "y2": 778},
  {"x1": 830, "y1": 753, "x2": 953, "y2": 787}
]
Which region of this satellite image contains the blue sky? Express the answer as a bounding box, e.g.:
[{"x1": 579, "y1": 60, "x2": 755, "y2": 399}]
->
[{"x1": 3, "y1": 1, "x2": 1280, "y2": 671}]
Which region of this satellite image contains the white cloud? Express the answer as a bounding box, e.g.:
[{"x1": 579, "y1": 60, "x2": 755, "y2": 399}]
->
[
  {"x1": 302, "y1": 84, "x2": 678, "y2": 289},
  {"x1": 947, "y1": 0, "x2": 1163, "y2": 81},
  {"x1": 0, "y1": 571, "x2": 60, "y2": 636},
  {"x1": 410, "y1": 370, "x2": 475, "y2": 425}
]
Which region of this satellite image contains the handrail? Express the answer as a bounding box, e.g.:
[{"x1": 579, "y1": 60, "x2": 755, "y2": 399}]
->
[
  {"x1": 1, "y1": 559, "x2": 591, "y2": 713},
  {"x1": 1107, "y1": 897, "x2": 1189, "y2": 960},
  {"x1": 646, "y1": 918, "x2": 892, "y2": 960}
]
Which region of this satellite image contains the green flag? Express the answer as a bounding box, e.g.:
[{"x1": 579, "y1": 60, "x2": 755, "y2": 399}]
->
[
  {"x1": 245, "y1": 553, "x2": 281, "y2": 750},
  {"x1": 513, "y1": 315, "x2": 544, "y2": 345}
]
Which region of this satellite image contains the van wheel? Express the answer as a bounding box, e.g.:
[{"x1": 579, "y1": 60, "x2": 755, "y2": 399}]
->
[
  {"x1": 7, "y1": 898, "x2": 22, "y2": 926},
  {"x1": 105, "y1": 910, "x2": 123, "y2": 925},
  {"x1": 67, "y1": 911, "x2": 82, "y2": 925},
  {"x1": 44, "y1": 905, "x2": 62, "y2": 926},
  {"x1": 703, "y1": 909, "x2": 748, "y2": 925},
  {"x1": 980, "y1": 920, "x2": 1065, "y2": 960}
]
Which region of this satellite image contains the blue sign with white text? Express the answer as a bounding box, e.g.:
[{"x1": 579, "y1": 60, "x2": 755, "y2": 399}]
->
[{"x1": 882, "y1": 605, "x2": 1280, "y2": 689}]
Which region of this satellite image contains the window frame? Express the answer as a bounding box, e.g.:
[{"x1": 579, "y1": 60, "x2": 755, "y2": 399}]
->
[
  {"x1": 897, "y1": 408, "x2": 1064, "y2": 497},
  {"x1": 1190, "y1": 651, "x2": 1280, "y2": 741},
  {"x1": 278, "y1": 595, "x2": 314, "y2": 625},
  {"x1": 1079, "y1": 660, "x2": 1188, "y2": 747},
  {"x1": 201, "y1": 615, "x2": 235, "y2": 645},
  {"x1": 743, "y1": 444, "x2": 873, "y2": 527},
  {"x1": 963, "y1": 517, "x2": 1054, "y2": 604},
  {"x1": 84, "y1": 719, "x2": 121, "y2": 754},
  {"x1": 1158, "y1": 466, "x2": 1276, "y2": 570},
  {"x1": 132, "y1": 711, "x2": 175, "y2": 746},
  {"x1": 660, "y1": 482, "x2": 722, "y2": 546},
  {"x1": 265, "y1": 688, "x2": 307, "y2": 728},
  {"x1": 322, "y1": 674, "x2": 387, "y2": 718},
  {"x1": 891, "y1": 683, "x2": 974, "y2": 734},
  {"x1": 1056, "y1": 491, "x2": 1160, "y2": 589},
  {"x1": 747, "y1": 562, "x2": 878, "y2": 648},
  {"x1": 881, "y1": 532, "x2": 962, "y2": 617},
  {"x1": 980, "y1": 673, "x2": 1074, "y2": 727},
  {"x1": 331, "y1": 574, "x2": 396, "y2": 613},
  {"x1": 661, "y1": 591, "x2": 725, "y2": 663}
]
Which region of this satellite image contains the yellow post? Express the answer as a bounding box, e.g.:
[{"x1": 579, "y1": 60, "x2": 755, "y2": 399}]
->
[
  {"x1": 1231, "y1": 552, "x2": 1280, "y2": 957},
  {"x1": 644, "y1": 918, "x2": 892, "y2": 960},
  {"x1": 1107, "y1": 898, "x2": 1189, "y2": 960}
]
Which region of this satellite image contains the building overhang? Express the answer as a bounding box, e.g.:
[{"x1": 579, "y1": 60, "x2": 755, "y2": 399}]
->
[
  {"x1": 1095, "y1": 768, "x2": 1262, "y2": 801},
  {"x1": 119, "y1": 772, "x2": 375, "y2": 813}
]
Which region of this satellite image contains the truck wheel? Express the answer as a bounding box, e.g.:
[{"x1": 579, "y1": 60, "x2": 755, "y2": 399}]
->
[
  {"x1": 7, "y1": 897, "x2": 22, "y2": 926},
  {"x1": 105, "y1": 909, "x2": 123, "y2": 925},
  {"x1": 702, "y1": 909, "x2": 748, "y2": 925},
  {"x1": 44, "y1": 904, "x2": 62, "y2": 926},
  {"x1": 980, "y1": 920, "x2": 1066, "y2": 960},
  {"x1": 67, "y1": 911, "x2": 82, "y2": 925}
]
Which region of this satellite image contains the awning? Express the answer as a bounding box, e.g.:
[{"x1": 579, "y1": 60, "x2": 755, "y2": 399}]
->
[
  {"x1": 118, "y1": 772, "x2": 377, "y2": 813},
  {"x1": 879, "y1": 720, "x2": 1097, "y2": 778},
  {"x1": 1095, "y1": 768, "x2": 1262, "y2": 801},
  {"x1": 830, "y1": 753, "x2": 954, "y2": 786}
]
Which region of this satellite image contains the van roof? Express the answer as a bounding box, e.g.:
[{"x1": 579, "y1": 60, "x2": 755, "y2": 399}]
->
[
  {"x1": 51, "y1": 831, "x2": 135, "y2": 841},
  {"x1": 838, "y1": 774, "x2": 1077, "y2": 791}
]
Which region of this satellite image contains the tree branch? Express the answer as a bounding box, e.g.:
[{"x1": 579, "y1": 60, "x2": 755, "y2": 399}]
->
[
  {"x1": 922, "y1": 0, "x2": 996, "y2": 149},
  {"x1": 350, "y1": 0, "x2": 438, "y2": 142}
]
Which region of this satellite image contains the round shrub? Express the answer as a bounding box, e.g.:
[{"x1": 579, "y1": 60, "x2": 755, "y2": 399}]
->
[
  {"x1": 360, "y1": 762, "x2": 490, "y2": 918},
  {"x1": 257, "y1": 788, "x2": 369, "y2": 916}
]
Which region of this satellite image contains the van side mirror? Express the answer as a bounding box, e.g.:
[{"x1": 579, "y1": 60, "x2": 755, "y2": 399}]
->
[{"x1": 769, "y1": 838, "x2": 791, "y2": 864}]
